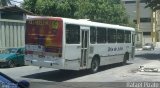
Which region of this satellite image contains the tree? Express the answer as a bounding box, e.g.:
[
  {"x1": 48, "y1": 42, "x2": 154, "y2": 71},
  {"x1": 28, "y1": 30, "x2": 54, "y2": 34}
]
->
[
  {"x1": 22, "y1": 0, "x2": 77, "y2": 18},
  {"x1": 144, "y1": 0, "x2": 160, "y2": 11},
  {"x1": 75, "y1": 0, "x2": 128, "y2": 25},
  {"x1": 21, "y1": 0, "x2": 38, "y2": 13},
  {"x1": 22, "y1": 0, "x2": 129, "y2": 25},
  {"x1": 0, "y1": 0, "x2": 11, "y2": 6}
]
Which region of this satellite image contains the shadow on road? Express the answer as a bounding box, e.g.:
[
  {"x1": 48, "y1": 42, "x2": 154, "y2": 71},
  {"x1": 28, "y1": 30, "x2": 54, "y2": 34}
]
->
[
  {"x1": 23, "y1": 63, "x2": 132, "y2": 82},
  {"x1": 135, "y1": 53, "x2": 160, "y2": 60}
]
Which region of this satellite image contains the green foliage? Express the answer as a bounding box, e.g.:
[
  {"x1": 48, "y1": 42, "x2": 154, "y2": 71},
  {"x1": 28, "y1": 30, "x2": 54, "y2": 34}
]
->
[
  {"x1": 21, "y1": 0, "x2": 37, "y2": 13},
  {"x1": 144, "y1": 0, "x2": 160, "y2": 11},
  {"x1": 22, "y1": 0, "x2": 129, "y2": 25},
  {"x1": 75, "y1": 0, "x2": 128, "y2": 25},
  {"x1": 0, "y1": 0, "x2": 11, "y2": 6},
  {"x1": 22, "y1": 0, "x2": 77, "y2": 18}
]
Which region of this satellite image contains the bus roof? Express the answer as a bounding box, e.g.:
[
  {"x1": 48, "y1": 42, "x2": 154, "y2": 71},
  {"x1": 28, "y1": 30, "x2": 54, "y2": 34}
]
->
[
  {"x1": 62, "y1": 18, "x2": 135, "y2": 31},
  {"x1": 27, "y1": 16, "x2": 135, "y2": 31}
]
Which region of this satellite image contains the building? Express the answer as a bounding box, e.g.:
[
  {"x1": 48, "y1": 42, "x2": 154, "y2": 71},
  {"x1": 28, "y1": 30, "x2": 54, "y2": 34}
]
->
[
  {"x1": 122, "y1": 0, "x2": 154, "y2": 47},
  {"x1": 155, "y1": 10, "x2": 160, "y2": 42},
  {"x1": 0, "y1": 5, "x2": 32, "y2": 52}
]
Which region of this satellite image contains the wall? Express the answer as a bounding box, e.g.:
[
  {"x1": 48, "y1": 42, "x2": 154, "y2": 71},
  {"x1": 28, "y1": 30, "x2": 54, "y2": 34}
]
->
[
  {"x1": 0, "y1": 10, "x2": 26, "y2": 51},
  {"x1": 0, "y1": 19, "x2": 25, "y2": 50}
]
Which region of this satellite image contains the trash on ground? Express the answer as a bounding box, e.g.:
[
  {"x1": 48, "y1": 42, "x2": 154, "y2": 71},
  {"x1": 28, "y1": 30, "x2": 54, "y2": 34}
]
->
[{"x1": 138, "y1": 66, "x2": 159, "y2": 72}]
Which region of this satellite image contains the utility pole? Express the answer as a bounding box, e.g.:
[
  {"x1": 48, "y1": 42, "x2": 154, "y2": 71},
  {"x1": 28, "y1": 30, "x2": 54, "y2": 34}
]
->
[
  {"x1": 158, "y1": 11, "x2": 160, "y2": 42},
  {"x1": 136, "y1": 0, "x2": 142, "y2": 47},
  {"x1": 152, "y1": 11, "x2": 156, "y2": 45},
  {"x1": 136, "y1": 0, "x2": 140, "y2": 32}
]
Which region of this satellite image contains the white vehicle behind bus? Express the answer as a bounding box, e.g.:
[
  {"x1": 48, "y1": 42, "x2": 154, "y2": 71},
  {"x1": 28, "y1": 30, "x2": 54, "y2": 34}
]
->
[{"x1": 25, "y1": 17, "x2": 135, "y2": 73}]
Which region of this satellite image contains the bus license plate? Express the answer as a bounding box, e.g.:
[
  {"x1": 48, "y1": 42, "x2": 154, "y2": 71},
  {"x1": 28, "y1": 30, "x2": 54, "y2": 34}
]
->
[{"x1": 26, "y1": 45, "x2": 44, "y2": 52}]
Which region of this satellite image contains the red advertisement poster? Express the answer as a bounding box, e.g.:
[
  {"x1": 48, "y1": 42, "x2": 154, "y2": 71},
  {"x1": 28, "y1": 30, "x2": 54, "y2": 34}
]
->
[{"x1": 26, "y1": 19, "x2": 62, "y2": 56}]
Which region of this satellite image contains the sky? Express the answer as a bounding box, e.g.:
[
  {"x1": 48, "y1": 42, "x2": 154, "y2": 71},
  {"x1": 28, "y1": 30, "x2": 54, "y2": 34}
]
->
[{"x1": 10, "y1": 0, "x2": 24, "y2": 6}]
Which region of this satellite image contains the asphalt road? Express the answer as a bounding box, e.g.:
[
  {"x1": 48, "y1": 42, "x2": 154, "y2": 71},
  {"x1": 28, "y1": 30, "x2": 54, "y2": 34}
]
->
[{"x1": 0, "y1": 48, "x2": 160, "y2": 88}]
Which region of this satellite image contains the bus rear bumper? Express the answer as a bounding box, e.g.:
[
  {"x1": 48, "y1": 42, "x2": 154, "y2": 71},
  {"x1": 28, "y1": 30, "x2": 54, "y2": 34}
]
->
[{"x1": 25, "y1": 58, "x2": 64, "y2": 69}]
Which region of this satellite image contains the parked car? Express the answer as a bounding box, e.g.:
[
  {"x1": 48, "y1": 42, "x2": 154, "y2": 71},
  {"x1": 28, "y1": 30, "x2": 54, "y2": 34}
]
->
[
  {"x1": 142, "y1": 43, "x2": 155, "y2": 50},
  {"x1": 0, "y1": 48, "x2": 25, "y2": 68},
  {"x1": 0, "y1": 72, "x2": 30, "y2": 88}
]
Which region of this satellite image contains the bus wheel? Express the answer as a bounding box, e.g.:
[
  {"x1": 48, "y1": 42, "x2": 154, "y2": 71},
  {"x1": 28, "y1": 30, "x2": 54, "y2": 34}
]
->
[
  {"x1": 122, "y1": 53, "x2": 129, "y2": 65},
  {"x1": 90, "y1": 57, "x2": 99, "y2": 73}
]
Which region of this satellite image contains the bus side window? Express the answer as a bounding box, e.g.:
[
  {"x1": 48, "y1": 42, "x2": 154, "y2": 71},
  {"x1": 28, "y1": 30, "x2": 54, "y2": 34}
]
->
[
  {"x1": 125, "y1": 31, "x2": 131, "y2": 43},
  {"x1": 90, "y1": 27, "x2": 96, "y2": 44},
  {"x1": 97, "y1": 27, "x2": 107, "y2": 43},
  {"x1": 132, "y1": 34, "x2": 135, "y2": 46},
  {"x1": 117, "y1": 30, "x2": 124, "y2": 43},
  {"x1": 108, "y1": 29, "x2": 117, "y2": 43},
  {"x1": 66, "y1": 24, "x2": 80, "y2": 44}
]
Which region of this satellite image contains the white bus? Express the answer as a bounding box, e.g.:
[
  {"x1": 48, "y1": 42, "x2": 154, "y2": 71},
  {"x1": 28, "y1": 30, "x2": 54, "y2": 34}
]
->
[{"x1": 25, "y1": 17, "x2": 135, "y2": 73}]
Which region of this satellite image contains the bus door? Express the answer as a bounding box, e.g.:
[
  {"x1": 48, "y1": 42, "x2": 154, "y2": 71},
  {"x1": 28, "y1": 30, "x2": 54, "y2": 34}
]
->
[
  {"x1": 80, "y1": 27, "x2": 89, "y2": 68},
  {"x1": 131, "y1": 32, "x2": 135, "y2": 58}
]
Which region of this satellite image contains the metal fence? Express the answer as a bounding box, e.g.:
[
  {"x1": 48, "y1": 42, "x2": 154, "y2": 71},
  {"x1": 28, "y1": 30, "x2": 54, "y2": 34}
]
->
[{"x1": 0, "y1": 19, "x2": 25, "y2": 51}]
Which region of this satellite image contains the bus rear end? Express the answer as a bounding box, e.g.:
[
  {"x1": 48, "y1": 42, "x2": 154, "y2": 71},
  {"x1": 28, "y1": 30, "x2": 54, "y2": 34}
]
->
[{"x1": 25, "y1": 18, "x2": 64, "y2": 69}]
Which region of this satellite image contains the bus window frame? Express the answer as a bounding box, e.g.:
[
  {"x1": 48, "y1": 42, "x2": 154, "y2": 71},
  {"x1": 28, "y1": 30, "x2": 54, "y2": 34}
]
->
[{"x1": 65, "y1": 24, "x2": 80, "y2": 44}]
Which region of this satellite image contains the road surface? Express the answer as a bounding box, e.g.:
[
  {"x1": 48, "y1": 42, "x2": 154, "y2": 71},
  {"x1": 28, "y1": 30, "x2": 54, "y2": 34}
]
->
[{"x1": 0, "y1": 48, "x2": 160, "y2": 87}]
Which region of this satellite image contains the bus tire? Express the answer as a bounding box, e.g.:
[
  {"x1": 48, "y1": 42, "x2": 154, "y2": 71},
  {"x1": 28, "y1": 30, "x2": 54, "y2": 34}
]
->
[
  {"x1": 122, "y1": 53, "x2": 129, "y2": 65},
  {"x1": 90, "y1": 57, "x2": 100, "y2": 73}
]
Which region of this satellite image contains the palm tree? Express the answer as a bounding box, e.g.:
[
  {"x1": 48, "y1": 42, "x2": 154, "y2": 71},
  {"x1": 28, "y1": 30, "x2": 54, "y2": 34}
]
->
[{"x1": 0, "y1": 0, "x2": 11, "y2": 7}]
